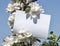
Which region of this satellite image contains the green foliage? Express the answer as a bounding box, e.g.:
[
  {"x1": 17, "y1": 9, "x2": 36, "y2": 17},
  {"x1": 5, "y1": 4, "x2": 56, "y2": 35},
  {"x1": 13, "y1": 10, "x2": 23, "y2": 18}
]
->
[
  {"x1": 42, "y1": 42, "x2": 48, "y2": 46},
  {"x1": 57, "y1": 35, "x2": 60, "y2": 42},
  {"x1": 48, "y1": 31, "x2": 56, "y2": 40},
  {"x1": 12, "y1": 42, "x2": 25, "y2": 46},
  {"x1": 25, "y1": 6, "x2": 31, "y2": 13},
  {"x1": 41, "y1": 31, "x2": 60, "y2": 46},
  {"x1": 12, "y1": 36, "x2": 41, "y2": 46}
]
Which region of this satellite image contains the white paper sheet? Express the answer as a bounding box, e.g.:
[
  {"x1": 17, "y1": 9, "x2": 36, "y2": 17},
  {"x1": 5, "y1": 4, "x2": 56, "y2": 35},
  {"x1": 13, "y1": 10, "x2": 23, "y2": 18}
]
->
[{"x1": 13, "y1": 11, "x2": 51, "y2": 39}]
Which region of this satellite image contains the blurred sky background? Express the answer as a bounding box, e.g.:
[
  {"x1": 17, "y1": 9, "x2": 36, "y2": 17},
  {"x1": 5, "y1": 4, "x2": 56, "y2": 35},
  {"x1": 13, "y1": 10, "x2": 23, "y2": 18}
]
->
[{"x1": 0, "y1": 0, "x2": 60, "y2": 46}]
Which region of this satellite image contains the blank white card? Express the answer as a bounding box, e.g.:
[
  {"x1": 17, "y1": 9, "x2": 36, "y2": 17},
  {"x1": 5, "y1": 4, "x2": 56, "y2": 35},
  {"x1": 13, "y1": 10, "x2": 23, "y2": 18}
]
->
[{"x1": 13, "y1": 11, "x2": 51, "y2": 39}]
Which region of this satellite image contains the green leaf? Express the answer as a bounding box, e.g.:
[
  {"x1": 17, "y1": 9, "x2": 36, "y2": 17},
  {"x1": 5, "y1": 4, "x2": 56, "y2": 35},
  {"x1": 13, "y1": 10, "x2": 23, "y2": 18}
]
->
[
  {"x1": 50, "y1": 31, "x2": 56, "y2": 40},
  {"x1": 16, "y1": 0, "x2": 20, "y2": 2},
  {"x1": 12, "y1": 43, "x2": 17, "y2": 46},
  {"x1": 57, "y1": 35, "x2": 60, "y2": 42},
  {"x1": 25, "y1": 6, "x2": 31, "y2": 13},
  {"x1": 42, "y1": 42, "x2": 48, "y2": 46}
]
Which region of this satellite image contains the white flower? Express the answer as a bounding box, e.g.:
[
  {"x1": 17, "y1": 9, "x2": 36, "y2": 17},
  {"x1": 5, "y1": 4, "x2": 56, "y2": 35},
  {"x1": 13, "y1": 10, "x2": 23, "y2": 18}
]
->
[
  {"x1": 2, "y1": 36, "x2": 15, "y2": 46},
  {"x1": 13, "y1": 2, "x2": 21, "y2": 10},
  {"x1": 2, "y1": 43, "x2": 11, "y2": 46},
  {"x1": 8, "y1": 12, "x2": 15, "y2": 21},
  {"x1": 24, "y1": 31, "x2": 32, "y2": 38},
  {"x1": 18, "y1": 35, "x2": 25, "y2": 39},
  {"x1": 20, "y1": 3, "x2": 24, "y2": 8},
  {"x1": 26, "y1": 2, "x2": 44, "y2": 20},
  {"x1": 13, "y1": 29, "x2": 32, "y2": 38},
  {"x1": 2, "y1": 30, "x2": 33, "y2": 46},
  {"x1": 8, "y1": 12, "x2": 15, "y2": 28},
  {"x1": 29, "y1": 2, "x2": 44, "y2": 15},
  {"x1": 6, "y1": 3, "x2": 14, "y2": 12},
  {"x1": 4, "y1": 36, "x2": 12, "y2": 42},
  {"x1": 14, "y1": 37, "x2": 19, "y2": 43},
  {"x1": 2, "y1": 35, "x2": 22, "y2": 46},
  {"x1": 17, "y1": 31, "x2": 32, "y2": 40}
]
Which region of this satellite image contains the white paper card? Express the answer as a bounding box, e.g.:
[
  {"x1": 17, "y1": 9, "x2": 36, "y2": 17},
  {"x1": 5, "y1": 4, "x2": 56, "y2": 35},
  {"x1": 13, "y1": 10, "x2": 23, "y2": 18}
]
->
[{"x1": 13, "y1": 11, "x2": 51, "y2": 39}]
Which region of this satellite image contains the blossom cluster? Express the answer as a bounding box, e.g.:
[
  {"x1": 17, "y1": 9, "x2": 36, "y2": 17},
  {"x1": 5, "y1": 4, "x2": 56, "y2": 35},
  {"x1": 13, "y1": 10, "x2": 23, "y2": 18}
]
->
[
  {"x1": 2, "y1": 0, "x2": 43, "y2": 46},
  {"x1": 7, "y1": 0, "x2": 44, "y2": 29},
  {"x1": 6, "y1": 0, "x2": 44, "y2": 14},
  {"x1": 2, "y1": 29, "x2": 40, "y2": 46},
  {"x1": 2, "y1": 29, "x2": 32, "y2": 46}
]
